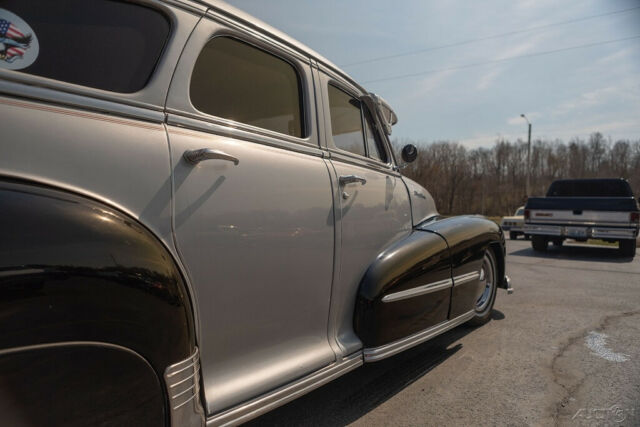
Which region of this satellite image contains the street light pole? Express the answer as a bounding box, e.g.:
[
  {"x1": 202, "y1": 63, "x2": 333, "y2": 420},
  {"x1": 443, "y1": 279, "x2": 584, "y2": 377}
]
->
[{"x1": 521, "y1": 114, "x2": 532, "y2": 198}]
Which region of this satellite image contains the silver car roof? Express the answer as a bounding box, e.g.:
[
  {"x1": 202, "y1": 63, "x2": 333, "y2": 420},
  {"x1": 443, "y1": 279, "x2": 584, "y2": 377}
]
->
[{"x1": 187, "y1": 0, "x2": 367, "y2": 93}]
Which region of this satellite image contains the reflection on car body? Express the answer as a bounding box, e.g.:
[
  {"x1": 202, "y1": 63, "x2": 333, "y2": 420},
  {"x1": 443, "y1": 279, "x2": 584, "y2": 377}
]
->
[{"x1": 0, "y1": 1, "x2": 512, "y2": 425}]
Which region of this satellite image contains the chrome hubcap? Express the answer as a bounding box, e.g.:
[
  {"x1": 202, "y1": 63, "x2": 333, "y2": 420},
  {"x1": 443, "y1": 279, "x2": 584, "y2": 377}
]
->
[{"x1": 475, "y1": 253, "x2": 495, "y2": 312}]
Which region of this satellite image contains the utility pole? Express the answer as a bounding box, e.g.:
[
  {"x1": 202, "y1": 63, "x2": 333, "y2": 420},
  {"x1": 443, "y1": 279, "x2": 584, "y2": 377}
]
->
[{"x1": 521, "y1": 114, "x2": 532, "y2": 198}]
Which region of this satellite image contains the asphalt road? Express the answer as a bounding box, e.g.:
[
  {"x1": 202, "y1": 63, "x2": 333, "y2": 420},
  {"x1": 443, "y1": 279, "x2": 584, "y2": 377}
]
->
[{"x1": 249, "y1": 239, "x2": 640, "y2": 426}]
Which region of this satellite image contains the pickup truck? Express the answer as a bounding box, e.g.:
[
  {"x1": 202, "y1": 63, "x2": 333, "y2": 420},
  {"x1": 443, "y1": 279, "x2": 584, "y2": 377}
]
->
[{"x1": 524, "y1": 179, "x2": 639, "y2": 257}]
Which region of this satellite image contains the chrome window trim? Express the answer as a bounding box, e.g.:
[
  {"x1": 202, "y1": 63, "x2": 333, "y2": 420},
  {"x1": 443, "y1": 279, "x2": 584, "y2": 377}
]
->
[
  {"x1": 324, "y1": 78, "x2": 394, "y2": 170},
  {"x1": 204, "y1": 9, "x2": 310, "y2": 63},
  {"x1": 166, "y1": 113, "x2": 325, "y2": 158},
  {"x1": 363, "y1": 311, "x2": 476, "y2": 362},
  {"x1": 327, "y1": 150, "x2": 399, "y2": 176},
  {"x1": 381, "y1": 278, "x2": 452, "y2": 303},
  {"x1": 0, "y1": 0, "x2": 198, "y2": 108},
  {"x1": 187, "y1": 31, "x2": 311, "y2": 140},
  {"x1": 205, "y1": 352, "x2": 363, "y2": 426},
  {"x1": 167, "y1": 16, "x2": 320, "y2": 149},
  {"x1": 453, "y1": 271, "x2": 481, "y2": 287}
]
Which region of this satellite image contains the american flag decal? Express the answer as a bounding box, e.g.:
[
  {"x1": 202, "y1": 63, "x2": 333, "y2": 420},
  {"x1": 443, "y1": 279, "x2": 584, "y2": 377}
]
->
[{"x1": 0, "y1": 18, "x2": 31, "y2": 62}]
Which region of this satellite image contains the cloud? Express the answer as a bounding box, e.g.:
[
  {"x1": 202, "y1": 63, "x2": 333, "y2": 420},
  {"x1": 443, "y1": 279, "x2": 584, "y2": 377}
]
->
[
  {"x1": 551, "y1": 84, "x2": 638, "y2": 117},
  {"x1": 405, "y1": 69, "x2": 457, "y2": 100},
  {"x1": 596, "y1": 47, "x2": 634, "y2": 65},
  {"x1": 476, "y1": 67, "x2": 503, "y2": 91}
]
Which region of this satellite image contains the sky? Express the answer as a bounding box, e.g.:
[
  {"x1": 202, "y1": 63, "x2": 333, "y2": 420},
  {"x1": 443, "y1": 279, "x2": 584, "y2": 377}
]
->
[{"x1": 225, "y1": 0, "x2": 640, "y2": 148}]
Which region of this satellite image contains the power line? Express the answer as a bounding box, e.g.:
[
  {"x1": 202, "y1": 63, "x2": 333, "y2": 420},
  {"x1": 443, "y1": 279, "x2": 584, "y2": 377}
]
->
[
  {"x1": 342, "y1": 5, "x2": 640, "y2": 67},
  {"x1": 361, "y1": 35, "x2": 640, "y2": 84}
]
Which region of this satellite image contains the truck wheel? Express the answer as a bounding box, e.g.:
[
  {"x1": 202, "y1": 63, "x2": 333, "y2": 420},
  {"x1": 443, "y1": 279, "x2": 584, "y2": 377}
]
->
[
  {"x1": 619, "y1": 239, "x2": 636, "y2": 258},
  {"x1": 532, "y1": 236, "x2": 548, "y2": 252},
  {"x1": 509, "y1": 231, "x2": 517, "y2": 240}
]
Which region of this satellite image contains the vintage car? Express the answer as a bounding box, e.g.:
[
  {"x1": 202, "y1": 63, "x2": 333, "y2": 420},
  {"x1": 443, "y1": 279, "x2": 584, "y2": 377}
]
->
[
  {"x1": 0, "y1": 1, "x2": 512, "y2": 425},
  {"x1": 500, "y1": 206, "x2": 527, "y2": 240}
]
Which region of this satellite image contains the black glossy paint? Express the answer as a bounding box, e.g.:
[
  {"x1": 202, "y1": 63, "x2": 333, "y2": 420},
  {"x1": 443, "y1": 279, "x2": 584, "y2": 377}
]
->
[
  {"x1": 419, "y1": 215, "x2": 506, "y2": 317},
  {"x1": 0, "y1": 180, "x2": 195, "y2": 378},
  {"x1": 354, "y1": 215, "x2": 507, "y2": 349},
  {"x1": 354, "y1": 230, "x2": 452, "y2": 347},
  {"x1": 0, "y1": 344, "x2": 165, "y2": 427}
]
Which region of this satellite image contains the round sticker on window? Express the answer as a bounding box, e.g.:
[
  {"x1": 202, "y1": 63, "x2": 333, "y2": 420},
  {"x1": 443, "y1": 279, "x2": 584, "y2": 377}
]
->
[{"x1": 0, "y1": 8, "x2": 39, "y2": 70}]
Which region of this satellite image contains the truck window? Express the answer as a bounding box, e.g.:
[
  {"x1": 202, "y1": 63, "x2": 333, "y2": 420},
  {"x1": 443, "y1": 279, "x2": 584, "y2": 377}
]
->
[
  {"x1": 1, "y1": 0, "x2": 170, "y2": 93},
  {"x1": 190, "y1": 37, "x2": 304, "y2": 138},
  {"x1": 546, "y1": 179, "x2": 633, "y2": 197}
]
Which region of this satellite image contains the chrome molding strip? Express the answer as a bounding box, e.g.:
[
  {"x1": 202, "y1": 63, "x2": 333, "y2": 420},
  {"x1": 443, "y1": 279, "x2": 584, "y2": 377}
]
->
[
  {"x1": 381, "y1": 278, "x2": 452, "y2": 303},
  {"x1": 453, "y1": 271, "x2": 480, "y2": 287},
  {"x1": 363, "y1": 310, "x2": 476, "y2": 362},
  {"x1": 206, "y1": 353, "x2": 363, "y2": 426},
  {"x1": 165, "y1": 347, "x2": 205, "y2": 427}
]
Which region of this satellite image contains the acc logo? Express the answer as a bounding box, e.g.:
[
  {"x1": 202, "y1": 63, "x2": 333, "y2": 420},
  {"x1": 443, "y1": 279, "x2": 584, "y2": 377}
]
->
[{"x1": 0, "y1": 8, "x2": 39, "y2": 70}]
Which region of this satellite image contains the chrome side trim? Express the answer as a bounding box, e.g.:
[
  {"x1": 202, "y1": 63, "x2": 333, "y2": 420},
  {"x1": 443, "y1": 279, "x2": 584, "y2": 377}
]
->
[
  {"x1": 453, "y1": 271, "x2": 480, "y2": 287},
  {"x1": 381, "y1": 278, "x2": 452, "y2": 303},
  {"x1": 363, "y1": 310, "x2": 476, "y2": 362},
  {"x1": 165, "y1": 347, "x2": 205, "y2": 427},
  {"x1": 206, "y1": 353, "x2": 363, "y2": 426}
]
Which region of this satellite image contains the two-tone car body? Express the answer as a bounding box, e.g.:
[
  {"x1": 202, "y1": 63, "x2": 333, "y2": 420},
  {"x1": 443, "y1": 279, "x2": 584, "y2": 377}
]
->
[{"x1": 0, "y1": 1, "x2": 511, "y2": 425}]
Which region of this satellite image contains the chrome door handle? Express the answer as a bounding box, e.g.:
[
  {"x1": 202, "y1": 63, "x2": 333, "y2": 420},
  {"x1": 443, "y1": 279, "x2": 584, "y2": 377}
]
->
[
  {"x1": 339, "y1": 175, "x2": 367, "y2": 186},
  {"x1": 183, "y1": 148, "x2": 239, "y2": 165}
]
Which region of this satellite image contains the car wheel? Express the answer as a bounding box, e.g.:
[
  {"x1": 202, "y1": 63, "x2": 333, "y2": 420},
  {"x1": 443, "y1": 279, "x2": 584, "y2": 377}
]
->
[
  {"x1": 619, "y1": 239, "x2": 636, "y2": 258},
  {"x1": 532, "y1": 235, "x2": 548, "y2": 252},
  {"x1": 509, "y1": 231, "x2": 517, "y2": 240},
  {"x1": 468, "y1": 250, "x2": 497, "y2": 326}
]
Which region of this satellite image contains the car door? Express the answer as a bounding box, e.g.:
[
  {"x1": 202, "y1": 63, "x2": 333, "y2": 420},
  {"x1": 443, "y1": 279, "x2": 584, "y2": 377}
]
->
[
  {"x1": 316, "y1": 70, "x2": 415, "y2": 354},
  {"x1": 165, "y1": 20, "x2": 336, "y2": 414}
]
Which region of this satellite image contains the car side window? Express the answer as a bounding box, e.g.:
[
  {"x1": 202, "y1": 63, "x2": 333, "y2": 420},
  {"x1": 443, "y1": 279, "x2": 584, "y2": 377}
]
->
[
  {"x1": 327, "y1": 84, "x2": 366, "y2": 156},
  {"x1": 190, "y1": 36, "x2": 304, "y2": 138},
  {"x1": 1, "y1": 0, "x2": 170, "y2": 93},
  {"x1": 363, "y1": 107, "x2": 387, "y2": 163}
]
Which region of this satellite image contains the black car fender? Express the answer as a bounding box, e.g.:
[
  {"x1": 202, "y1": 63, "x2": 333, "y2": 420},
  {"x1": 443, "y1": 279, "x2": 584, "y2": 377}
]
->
[{"x1": 0, "y1": 179, "x2": 198, "y2": 425}]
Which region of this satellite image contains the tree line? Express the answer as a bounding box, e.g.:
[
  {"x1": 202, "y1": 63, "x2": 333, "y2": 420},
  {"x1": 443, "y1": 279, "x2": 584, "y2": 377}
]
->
[{"x1": 393, "y1": 132, "x2": 640, "y2": 216}]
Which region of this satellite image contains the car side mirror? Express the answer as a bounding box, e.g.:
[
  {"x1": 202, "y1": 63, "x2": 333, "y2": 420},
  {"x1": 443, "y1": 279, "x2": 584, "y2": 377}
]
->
[{"x1": 401, "y1": 144, "x2": 418, "y2": 163}]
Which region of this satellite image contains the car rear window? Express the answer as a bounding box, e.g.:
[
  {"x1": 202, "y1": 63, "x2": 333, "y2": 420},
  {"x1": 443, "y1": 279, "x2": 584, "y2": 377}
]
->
[
  {"x1": 0, "y1": 0, "x2": 170, "y2": 93},
  {"x1": 190, "y1": 37, "x2": 304, "y2": 138},
  {"x1": 546, "y1": 179, "x2": 633, "y2": 197}
]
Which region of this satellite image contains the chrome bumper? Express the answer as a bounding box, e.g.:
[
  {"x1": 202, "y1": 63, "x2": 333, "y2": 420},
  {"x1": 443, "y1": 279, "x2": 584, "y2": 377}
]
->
[
  {"x1": 503, "y1": 275, "x2": 513, "y2": 294},
  {"x1": 524, "y1": 224, "x2": 638, "y2": 240}
]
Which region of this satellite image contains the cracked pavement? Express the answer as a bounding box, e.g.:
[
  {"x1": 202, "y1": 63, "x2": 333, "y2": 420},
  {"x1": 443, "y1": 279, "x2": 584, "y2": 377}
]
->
[{"x1": 249, "y1": 240, "x2": 640, "y2": 426}]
